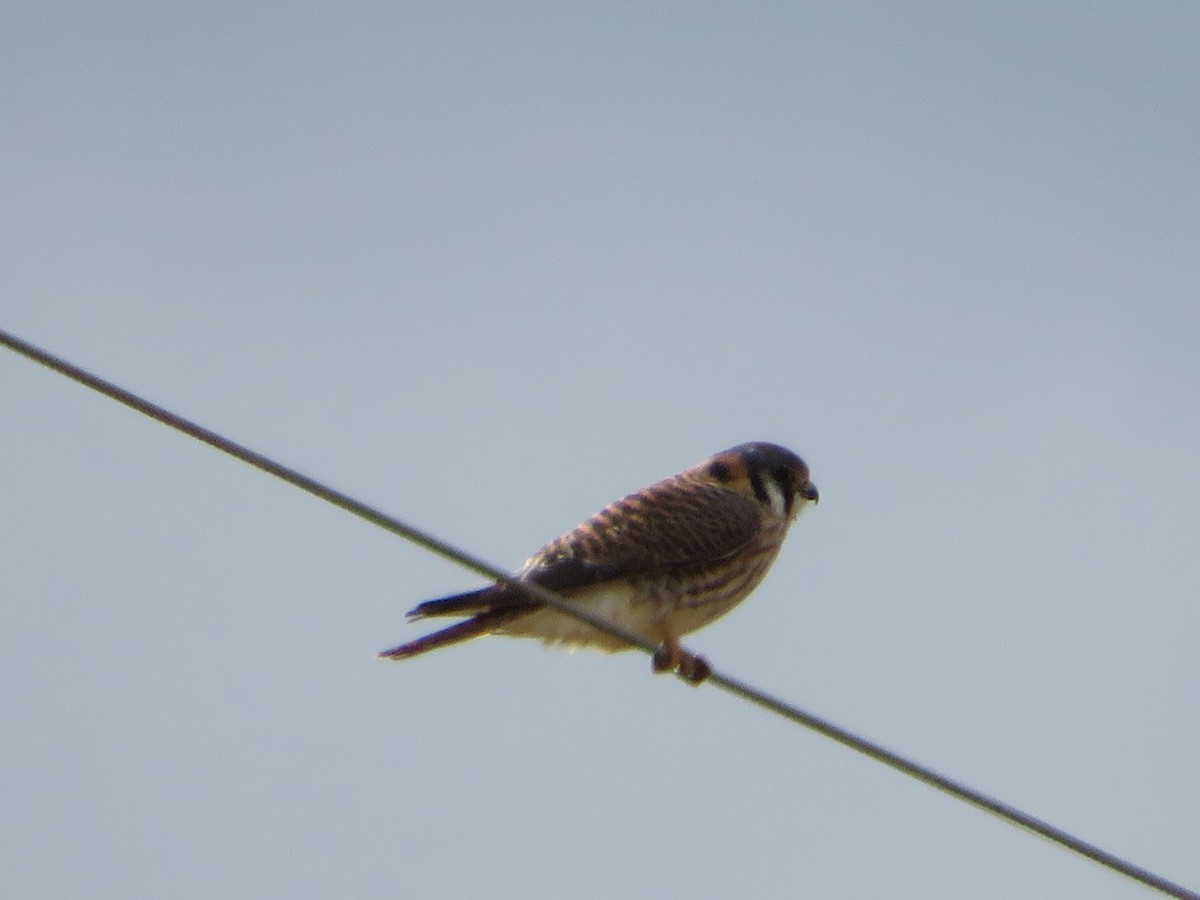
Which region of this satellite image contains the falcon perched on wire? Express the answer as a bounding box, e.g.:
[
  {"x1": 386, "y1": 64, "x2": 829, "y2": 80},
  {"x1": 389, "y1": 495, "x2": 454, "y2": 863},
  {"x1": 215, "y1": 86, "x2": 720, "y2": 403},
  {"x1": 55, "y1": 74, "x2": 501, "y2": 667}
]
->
[{"x1": 379, "y1": 442, "x2": 818, "y2": 683}]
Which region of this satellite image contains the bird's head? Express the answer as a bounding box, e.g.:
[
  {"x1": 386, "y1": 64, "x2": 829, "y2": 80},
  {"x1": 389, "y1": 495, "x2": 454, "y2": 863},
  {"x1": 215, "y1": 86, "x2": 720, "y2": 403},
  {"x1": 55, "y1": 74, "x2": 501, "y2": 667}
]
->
[{"x1": 702, "y1": 442, "x2": 818, "y2": 519}]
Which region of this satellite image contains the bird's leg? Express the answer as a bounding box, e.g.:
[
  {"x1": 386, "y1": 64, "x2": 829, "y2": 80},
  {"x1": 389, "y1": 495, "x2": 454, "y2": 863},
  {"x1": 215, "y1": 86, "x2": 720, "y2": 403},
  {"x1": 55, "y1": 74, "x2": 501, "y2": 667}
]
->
[
  {"x1": 651, "y1": 626, "x2": 712, "y2": 686},
  {"x1": 651, "y1": 640, "x2": 680, "y2": 674},
  {"x1": 678, "y1": 651, "x2": 712, "y2": 685}
]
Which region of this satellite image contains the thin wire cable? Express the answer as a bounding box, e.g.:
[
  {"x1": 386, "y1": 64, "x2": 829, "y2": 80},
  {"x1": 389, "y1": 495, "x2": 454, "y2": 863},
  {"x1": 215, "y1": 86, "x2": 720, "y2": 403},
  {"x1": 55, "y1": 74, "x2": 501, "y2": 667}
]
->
[{"x1": 2, "y1": 327, "x2": 1195, "y2": 900}]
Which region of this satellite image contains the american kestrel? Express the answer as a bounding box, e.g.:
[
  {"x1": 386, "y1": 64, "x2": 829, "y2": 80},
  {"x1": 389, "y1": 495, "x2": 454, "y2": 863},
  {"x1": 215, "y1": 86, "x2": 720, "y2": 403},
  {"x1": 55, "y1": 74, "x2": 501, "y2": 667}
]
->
[{"x1": 379, "y1": 442, "x2": 818, "y2": 683}]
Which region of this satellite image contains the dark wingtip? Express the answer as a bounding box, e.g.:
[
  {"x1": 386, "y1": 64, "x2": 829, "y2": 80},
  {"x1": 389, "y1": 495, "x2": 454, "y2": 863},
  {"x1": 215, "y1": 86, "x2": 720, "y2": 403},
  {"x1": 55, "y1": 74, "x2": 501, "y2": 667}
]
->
[
  {"x1": 406, "y1": 585, "x2": 503, "y2": 620},
  {"x1": 377, "y1": 643, "x2": 414, "y2": 660}
]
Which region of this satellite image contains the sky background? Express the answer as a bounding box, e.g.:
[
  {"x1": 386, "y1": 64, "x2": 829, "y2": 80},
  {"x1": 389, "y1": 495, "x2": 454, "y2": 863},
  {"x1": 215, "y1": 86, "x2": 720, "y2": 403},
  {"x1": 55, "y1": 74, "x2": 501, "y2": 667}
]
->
[{"x1": 3, "y1": 3, "x2": 1198, "y2": 898}]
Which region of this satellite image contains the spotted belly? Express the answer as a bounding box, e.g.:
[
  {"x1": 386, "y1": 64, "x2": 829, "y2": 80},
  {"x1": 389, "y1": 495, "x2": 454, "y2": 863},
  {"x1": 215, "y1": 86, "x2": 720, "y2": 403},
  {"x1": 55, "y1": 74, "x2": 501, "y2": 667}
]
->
[{"x1": 498, "y1": 546, "x2": 781, "y2": 652}]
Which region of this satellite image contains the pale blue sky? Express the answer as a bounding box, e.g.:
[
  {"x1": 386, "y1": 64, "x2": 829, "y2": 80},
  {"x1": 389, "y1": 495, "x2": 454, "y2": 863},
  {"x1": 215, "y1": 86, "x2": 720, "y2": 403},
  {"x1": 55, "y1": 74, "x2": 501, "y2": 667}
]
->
[{"x1": 3, "y1": 3, "x2": 1198, "y2": 898}]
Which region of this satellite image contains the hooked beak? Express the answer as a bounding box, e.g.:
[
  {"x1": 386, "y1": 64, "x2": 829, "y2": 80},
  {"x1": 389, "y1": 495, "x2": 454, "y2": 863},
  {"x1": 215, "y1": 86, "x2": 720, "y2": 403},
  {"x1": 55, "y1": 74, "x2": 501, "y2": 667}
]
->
[{"x1": 801, "y1": 481, "x2": 819, "y2": 504}]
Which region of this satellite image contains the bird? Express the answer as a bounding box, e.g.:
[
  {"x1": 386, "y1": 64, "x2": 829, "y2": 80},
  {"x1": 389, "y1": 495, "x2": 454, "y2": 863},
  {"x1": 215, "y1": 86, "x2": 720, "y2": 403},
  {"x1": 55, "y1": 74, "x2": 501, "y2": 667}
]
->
[{"x1": 379, "y1": 442, "x2": 818, "y2": 683}]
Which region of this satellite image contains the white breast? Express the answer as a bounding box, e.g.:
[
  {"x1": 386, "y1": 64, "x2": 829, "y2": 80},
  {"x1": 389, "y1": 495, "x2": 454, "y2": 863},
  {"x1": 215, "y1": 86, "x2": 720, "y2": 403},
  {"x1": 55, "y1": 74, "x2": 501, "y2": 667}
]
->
[{"x1": 497, "y1": 582, "x2": 669, "y2": 653}]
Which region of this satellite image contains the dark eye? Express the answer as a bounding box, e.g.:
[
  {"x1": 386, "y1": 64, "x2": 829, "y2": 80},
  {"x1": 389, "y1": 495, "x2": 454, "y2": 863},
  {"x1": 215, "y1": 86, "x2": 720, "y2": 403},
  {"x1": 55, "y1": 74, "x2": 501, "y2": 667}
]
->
[
  {"x1": 708, "y1": 460, "x2": 734, "y2": 482},
  {"x1": 773, "y1": 466, "x2": 792, "y2": 487}
]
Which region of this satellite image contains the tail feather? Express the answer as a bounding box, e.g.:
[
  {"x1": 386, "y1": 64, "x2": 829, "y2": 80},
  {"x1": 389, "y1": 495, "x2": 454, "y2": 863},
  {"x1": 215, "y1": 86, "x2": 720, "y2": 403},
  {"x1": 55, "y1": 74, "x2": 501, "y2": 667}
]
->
[{"x1": 379, "y1": 607, "x2": 530, "y2": 660}]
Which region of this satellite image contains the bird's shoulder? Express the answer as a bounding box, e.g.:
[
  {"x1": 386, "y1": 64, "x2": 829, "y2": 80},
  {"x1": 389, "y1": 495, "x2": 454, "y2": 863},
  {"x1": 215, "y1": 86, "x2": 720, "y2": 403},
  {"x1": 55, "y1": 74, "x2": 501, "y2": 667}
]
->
[{"x1": 522, "y1": 473, "x2": 763, "y2": 592}]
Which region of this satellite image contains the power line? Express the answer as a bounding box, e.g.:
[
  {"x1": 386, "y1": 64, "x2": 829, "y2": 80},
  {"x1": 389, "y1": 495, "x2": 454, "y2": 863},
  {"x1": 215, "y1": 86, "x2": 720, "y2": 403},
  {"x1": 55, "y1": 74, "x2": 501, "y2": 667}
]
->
[{"x1": 2, "y1": 326, "x2": 1195, "y2": 900}]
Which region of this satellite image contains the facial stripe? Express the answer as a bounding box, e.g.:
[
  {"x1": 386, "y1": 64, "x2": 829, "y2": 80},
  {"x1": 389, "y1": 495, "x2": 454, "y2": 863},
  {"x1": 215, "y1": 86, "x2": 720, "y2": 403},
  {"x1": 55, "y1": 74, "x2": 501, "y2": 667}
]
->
[
  {"x1": 707, "y1": 460, "x2": 735, "y2": 482},
  {"x1": 748, "y1": 468, "x2": 769, "y2": 505}
]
